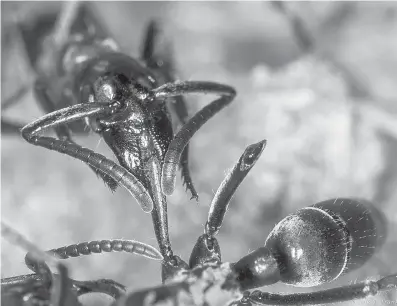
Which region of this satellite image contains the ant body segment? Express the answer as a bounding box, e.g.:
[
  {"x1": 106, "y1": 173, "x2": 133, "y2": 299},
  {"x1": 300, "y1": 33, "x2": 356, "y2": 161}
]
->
[
  {"x1": 2, "y1": 140, "x2": 396, "y2": 305},
  {"x1": 2, "y1": 3, "x2": 396, "y2": 306}
]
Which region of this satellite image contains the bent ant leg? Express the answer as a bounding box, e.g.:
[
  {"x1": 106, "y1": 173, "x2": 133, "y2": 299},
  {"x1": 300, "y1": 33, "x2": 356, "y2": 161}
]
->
[
  {"x1": 20, "y1": 102, "x2": 154, "y2": 213},
  {"x1": 34, "y1": 78, "x2": 119, "y2": 191},
  {"x1": 1, "y1": 222, "x2": 129, "y2": 303},
  {"x1": 151, "y1": 81, "x2": 237, "y2": 196},
  {"x1": 144, "y1": 156, "x2": 189, "y2": 282},
  {"x1": 142, "y1": 21, "x2": 198, "y2": 201},
  {"x1": 1, "y1": 221, "x2": 80, "y2": 306},
  {"x1": 189, "y1": 140, "x2": 267, "y2": 268},
  {"x1": 238, "y1": 274, "x2": 397, "y2": 305}
]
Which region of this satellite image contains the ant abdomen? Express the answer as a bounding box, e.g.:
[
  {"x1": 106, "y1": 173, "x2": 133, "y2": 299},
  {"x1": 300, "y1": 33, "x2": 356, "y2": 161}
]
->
[{"x1": 265, "y1": 198, "x2": 387, "y2": 287}]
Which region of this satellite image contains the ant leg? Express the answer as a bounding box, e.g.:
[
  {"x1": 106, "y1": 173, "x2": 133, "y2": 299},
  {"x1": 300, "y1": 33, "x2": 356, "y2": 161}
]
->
[
  {"x1": 21, "y1": 103, "x2": 154, "y2": 212},
  {"x1": 145, "y1": 157, "x2": 189, "y2": 281},
  {"x1": 51, "y1": 263, "x2": 78, "y2": 306},
  {"x1": 141, "y1": 21, "x2": 198, "y2": 201},
  {"x1": 73, "y1": 279, "x2": 126, "y2": 299},
  {"x1": 146, "y1": 157, "x2": 171, "y2": 259},
  {"x1": 189, "y1": 140, "x2": 267, "y2": 268},
  {"x1": 240, "y1": 274, "x2": 397, "y2": 305},
  {"x1": 1, "y1": 274, "x2": 126, "y2": 300},
  {"x1": 151, "y1": 81, "x2": 237, "y2": 196},
  {"x1": 141, "y1": 20, "x2": 157, "y2": 64},
  {"x1": 1, "y1": 222, "x2": 54, "y2": 288},
  {"x1": 1, "y1": 222, "x2": 80, "y2": 306},
  {"x1": 34, "y1": 78, "x2": 119, "y2": 191}
]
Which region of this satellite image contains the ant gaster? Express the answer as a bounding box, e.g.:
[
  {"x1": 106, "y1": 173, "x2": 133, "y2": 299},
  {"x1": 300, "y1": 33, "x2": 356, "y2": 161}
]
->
[{"x1": 1, "y1": 4, "x2": 396, "y2": 306}]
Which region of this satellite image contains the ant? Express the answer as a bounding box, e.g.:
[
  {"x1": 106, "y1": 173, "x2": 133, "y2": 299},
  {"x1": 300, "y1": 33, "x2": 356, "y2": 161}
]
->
[
  {"x1": 2, "y1": 139, "x2": 397, "y2": 305},
  {"x1": 2, "y1": 2, "x2": 396, "y2": 306},
  {"x1": 2, "y1": 2, "x2": 236, "y2": 261}
]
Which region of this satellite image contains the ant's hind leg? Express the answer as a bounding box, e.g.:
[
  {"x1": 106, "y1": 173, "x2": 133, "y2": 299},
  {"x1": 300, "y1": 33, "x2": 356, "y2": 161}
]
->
[{"x1": 236, "y1": 274, "x2": 397, "y2": 305}]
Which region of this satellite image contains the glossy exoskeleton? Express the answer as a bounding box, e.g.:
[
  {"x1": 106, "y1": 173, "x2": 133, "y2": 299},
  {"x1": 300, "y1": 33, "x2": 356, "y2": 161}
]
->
[
  {"x1": 4, "y1": 2, "x2": 236, "y2": 262},
  {"x1": 2, "y1": 3, "x2": 396, "y2": 306},
  {"x1": 2, "y1": 139, "x2": 396, "y2": 306}
]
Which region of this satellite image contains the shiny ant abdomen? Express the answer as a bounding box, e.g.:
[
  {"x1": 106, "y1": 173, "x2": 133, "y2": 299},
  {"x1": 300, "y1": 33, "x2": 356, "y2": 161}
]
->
[
  {"x1": 2, "y1": 141, "x2": 396, "y2": 305},
  {"x1": 1, "y1": 3, "x2": 396, "y2": 306}
]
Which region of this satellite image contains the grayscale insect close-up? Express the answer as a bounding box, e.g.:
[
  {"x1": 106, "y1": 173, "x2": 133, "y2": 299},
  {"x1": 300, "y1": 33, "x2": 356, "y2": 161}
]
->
[{"x1": 2, "y1": 2, "x2": 397, "y2": 306}]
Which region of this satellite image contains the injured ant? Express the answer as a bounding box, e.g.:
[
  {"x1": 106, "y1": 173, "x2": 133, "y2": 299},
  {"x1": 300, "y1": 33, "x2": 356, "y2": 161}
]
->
[
  {"x1": 2, "y1": 140, "x2": 396, "y2": 305},
  {"x1": 3, "y1": 2, "x2": 236, "y2": 260},
  {"x1": 2, "y1": 3, "x2": 396, "y2": 306}
]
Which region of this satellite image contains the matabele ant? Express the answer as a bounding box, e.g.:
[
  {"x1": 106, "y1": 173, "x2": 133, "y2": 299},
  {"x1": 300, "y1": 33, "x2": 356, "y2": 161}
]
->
[
  {"x1": 3, "y1": 2, "x2": 236, "y2": 261},
  {"x1": 1, "y1": 3, "x2": 396, "y2": 306},
  {"x1": 2, "y1": 140, "x2": 397, "y2": 305}
]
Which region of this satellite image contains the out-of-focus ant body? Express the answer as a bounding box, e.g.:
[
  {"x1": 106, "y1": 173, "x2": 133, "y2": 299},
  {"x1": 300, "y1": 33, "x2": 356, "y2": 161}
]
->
[{"x1": 1, "y1": 3, "x2": 396, "y2": 306}]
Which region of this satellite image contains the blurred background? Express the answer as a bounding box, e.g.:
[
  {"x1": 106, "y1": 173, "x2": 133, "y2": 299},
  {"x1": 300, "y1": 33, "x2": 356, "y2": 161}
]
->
[{"x1": 1, "y1": 2, "x2": 397, "y2": 306}]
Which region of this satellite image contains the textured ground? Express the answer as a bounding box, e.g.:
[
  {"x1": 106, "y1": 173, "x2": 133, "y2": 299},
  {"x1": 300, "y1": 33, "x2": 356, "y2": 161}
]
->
[{"x1": 2, "y1": 2, "x2": 397, "y2": 306}]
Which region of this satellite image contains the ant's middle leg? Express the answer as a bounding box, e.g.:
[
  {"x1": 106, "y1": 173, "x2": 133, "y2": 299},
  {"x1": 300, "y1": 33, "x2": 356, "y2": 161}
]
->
[{"x1": 141, "y1": 20, "x2": 198, "y2": 200}]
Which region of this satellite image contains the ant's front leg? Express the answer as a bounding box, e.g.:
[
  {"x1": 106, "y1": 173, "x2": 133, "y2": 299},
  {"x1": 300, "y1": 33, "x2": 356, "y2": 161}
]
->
[
  {"x1": 141, "y1": 21, "x2": 198, "y2": 201},
  {"x1": 150, "y1": 81, "x2": 237, "y2": 197},
  {"x1": 34, "y1": 78, "x2": 119, "y2": 191},
  {"x1": 238, "y1": 274, "x2": 397, "y2": 305},
  {"x1": 20, "y1": 102, "x2": 154, "y2": 212}
]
